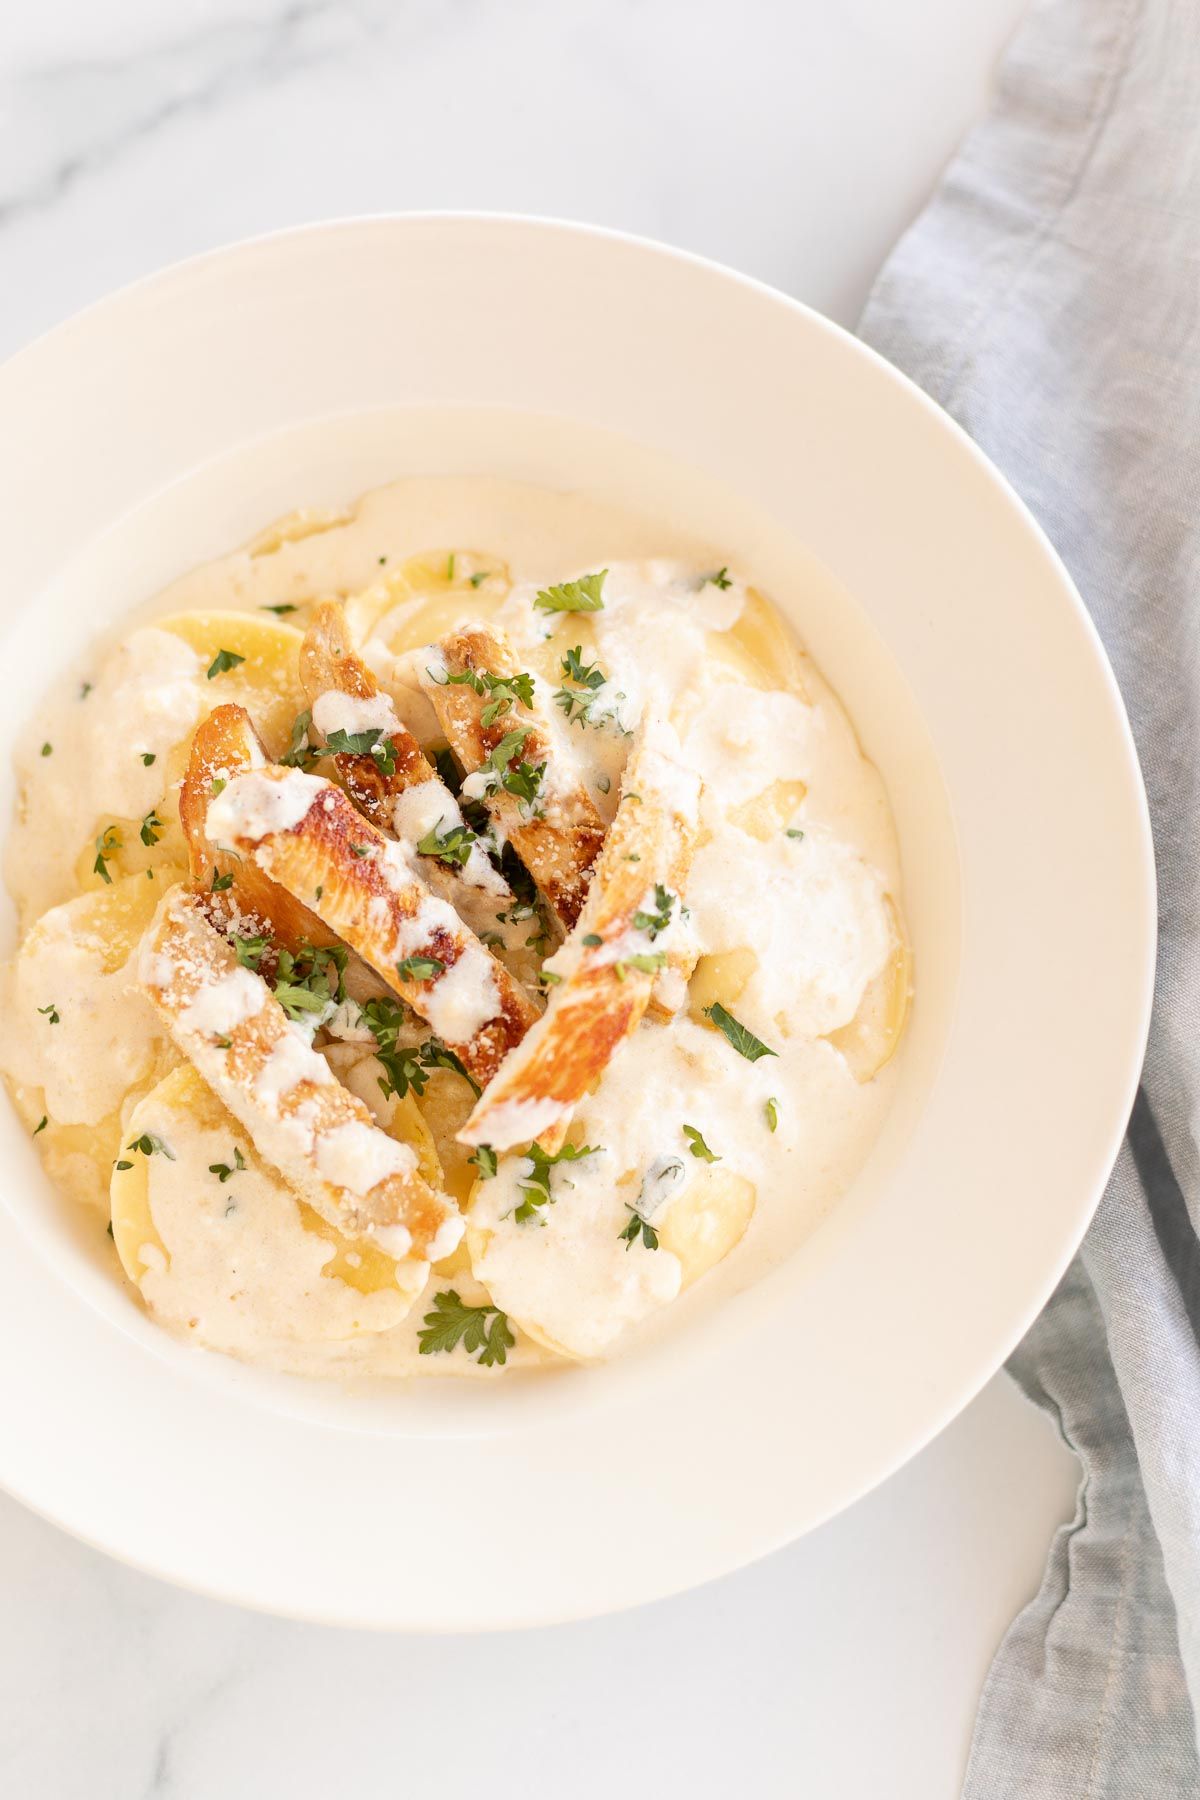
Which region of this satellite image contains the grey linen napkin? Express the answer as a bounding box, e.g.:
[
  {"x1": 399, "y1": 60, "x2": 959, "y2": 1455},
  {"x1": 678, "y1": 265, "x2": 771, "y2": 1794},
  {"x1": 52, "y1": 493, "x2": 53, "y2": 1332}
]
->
[{"x1": 860, "y1": 0, "x2": 1200, "y2": 1790}]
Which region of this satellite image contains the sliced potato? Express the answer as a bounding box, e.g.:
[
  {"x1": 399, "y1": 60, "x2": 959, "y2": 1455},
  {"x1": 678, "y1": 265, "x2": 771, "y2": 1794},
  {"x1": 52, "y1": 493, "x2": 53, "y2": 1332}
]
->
[
  {"x1": 658, "y1": 1166, "x2": 756, "y2": 1288},
  {"x1": 247, "y1": 507, "x2": 352, "y2": 558},
  {"x1": 343, "y1": 551, "x2": 510, "y2": 652},
  {"x1": 825, "y1": 899, "x2": 912, "y2": 1082},
  {"x1": 706, "y1": 588, "x2": 811, "y2": 697},
  {"x1": 3, "y1": 867, "x2": 185, "y2": 1210},
  {"x1": 112, "y1": 1065, "x2": 430, "y2": 1331},
  {"x1": 729, "y1": 779, "x2": 808, "y2": 841},
  {"x1": 156, "y1": 610, "x2": 306, "y2": 756},
  {"x1": 688, "y1": 946, "x2": 759, "y2": 1022}
]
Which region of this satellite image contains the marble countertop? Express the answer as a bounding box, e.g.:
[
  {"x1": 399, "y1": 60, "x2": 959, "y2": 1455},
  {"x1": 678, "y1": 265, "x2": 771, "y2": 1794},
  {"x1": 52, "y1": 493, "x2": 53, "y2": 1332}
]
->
[{"x1": 0, "y1": 3, "x2": 1077, "y2": 1796}]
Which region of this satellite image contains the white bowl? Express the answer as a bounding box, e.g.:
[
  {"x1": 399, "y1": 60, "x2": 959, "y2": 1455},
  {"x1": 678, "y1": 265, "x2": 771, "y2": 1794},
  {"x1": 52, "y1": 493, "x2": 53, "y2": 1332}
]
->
[{"x1": 0, "y1": 216, "x2": 1154, "y2": 1627}]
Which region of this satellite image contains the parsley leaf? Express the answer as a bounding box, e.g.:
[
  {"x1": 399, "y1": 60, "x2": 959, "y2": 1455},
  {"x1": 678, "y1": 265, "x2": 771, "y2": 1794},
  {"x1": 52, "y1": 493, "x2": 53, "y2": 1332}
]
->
[
  {"x1": 260, "y1": 603, "x2": 299, "y2": 615},
  {"x1": 479, "y1": 727, "x2": 546, "y2": 810},
  {"x1": 37, "y1": 1003, "x2": 60, "y2": 1024},
  {"x1": 417, "y1": 1290, "x2": 515, "y2": 1366},
  {"x1": 139, "y1": 808, "x2": 164, "y2": 848},
  {"x1": 140, "y1": 751, "x2": 157, "y2": 766},
  {"x1": 206, "y1": 648, "x2": 245, "y2": 679},
  {"x1": 534, "y1": 569, "x2": 607, "y2": 614},
  {"x1": 513, "y1": 1142, "x2": 599, "y2": 1223},
  {"x1": 632, "y1": 885, "x2": 674, "y2": 939},
  {"x1": 280, "y1": 708, "x2": 320, "y2": 769},
  {"x1": 468, "y1": 570, "x2": 491, "y2": 588},
  {"x1": 93, "y1": 824, "x2": 121, "y2": 884},
  {"x1": 706, "y1": 567, "x2": 733, "y2": 590},
  {"x1": 553, "y1": 644, "x2": 611, "y2": 727},
  {"x1": 40, "y1": 742, "x2": 52, "y2": 757},
  {"x1": 272, "y1": 943, "x2": 347, "y2": 1021},
  {"x1": 419, "y1": 1038, "x2": 482, "y2": 1098},
  {"x1": 614, "y1": 951, "x2": 666, "y2": 980},
  {"x1": 32, "y1": 1116, "x2": 47, "y2": 1136},
  {"x1": 232, "y1": 933, "x2": 268, "y2": 971},
  {"x1": 208, "y1": 1147, "x2": 246, "y2": 1183},
  {"x1": 324, "y1": 726, "x2": 398, "y2": 776},
  {"x1": 396, "y1": 954, "x2": 445, "y2": 983},
  {"x1": 704, "y1": 1002, "x2": 778, "y2": 1063},
  {"x1": 127, "y1": 1131, "x2": 175, "y2": 1161},
  {"x1": 765, "y1": 1097, "x2": 780, "y2": 1132},
  {"x1": 619, "y1": 1206, "x2": 660, "y2": 1252},
  {"x1": 417, "y1": 821, "x2": 478, "y2": 867},
  {"x1": 470, "y1": 1144, "x2": 498, "y2": 1180},
  {"x1": 683, "y1": 1124, "x2": 719, "y2": 1162}
]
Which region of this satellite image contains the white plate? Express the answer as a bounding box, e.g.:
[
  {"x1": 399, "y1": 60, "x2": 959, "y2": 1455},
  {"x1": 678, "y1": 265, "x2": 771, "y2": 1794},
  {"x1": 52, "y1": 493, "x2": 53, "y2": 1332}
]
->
[{"x1": 0, "y1": 217, "x2": 1154, "y2": 1627}]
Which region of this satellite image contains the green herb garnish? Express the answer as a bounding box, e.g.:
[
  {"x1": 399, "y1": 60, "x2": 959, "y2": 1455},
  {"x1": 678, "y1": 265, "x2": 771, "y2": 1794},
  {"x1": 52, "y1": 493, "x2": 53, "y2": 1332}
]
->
[
  {"x1": 396, "y1": 955, "x2": 445, "y2": 983},
  {"x1": 534, "y1": 569, "x2": 607, "y2": 614},
  {"x1": 683, "y1": 1124, "x2": 719, "y2": 1162},
  {"x1": 619, "y1": 1207, "x2": 660, "y2": 1252},
  {"x1": 513, "y1": 1142, "x2": 600, "y2": 1223},
  {"x1": 40, "y1": 742, "x2": 52, "y2": 757},
  {"x1": 417, "y1": 821, "x2": 478, "y2": 868},
  {"x1": 32, "y1": 1116, "x2": 47, "y2": 1136},
  {"x1": 139, "y1": 808, "x2": 165, "y2": 848},
  {"x1": 707, "y1": 567, "x2": 733, "y2": 590},
  {"x1": 93, "y1": 824, "x2": 121, "y2": 884},
  {"x1": 272, "y1": 943, "x2": 347, "y2": 1021},
  {"x1": 211, "y1": 869, "x2": 234, "y2": 892},
  {"x1": 633, "y1": 885, "x2": 674, "y2": 939},
  {"x1": 208, "y1": 1148, "x2": 246, "y2": 1183},
  {"x1": 324, "y1": 726, "x2": 398, "y2": 776},
  {"x1": 37, "y1": 1003, "x2": 60, "y2": 1024},
  {"x1": 417, "y1": 1290, "x2": 514, "y2": 1366},
  {"x1": 127, "y1": 1131, "x2": 175, "y2": 1161},
  {"x1": 704, "y1": 1002, "x2": 778, "y2": 1063},
  {"x1": 470, "y1": 1144, "x2": 498, "y2": 1180},
  {"x1": 141, "y1": 751, "x2": 157, "y2": 766},
  {"x1": 232, "y1": 933, "x2": 268, "y2": 971},
  {"x1": 206, "y1": 648, "x2": 245, "y2": 679},
  {"x1": 615, "y1": 952, "x2": 666, "y2": 980},
  {"x1": 260, "y1": 603, "x2": 299, "y2": 615},
  {"x1": 280, "y1": 708, "x2": 319, "y2": 769},
  {"x1": 765, "y1": 1097, "x2": 779, "y2": 1132}
]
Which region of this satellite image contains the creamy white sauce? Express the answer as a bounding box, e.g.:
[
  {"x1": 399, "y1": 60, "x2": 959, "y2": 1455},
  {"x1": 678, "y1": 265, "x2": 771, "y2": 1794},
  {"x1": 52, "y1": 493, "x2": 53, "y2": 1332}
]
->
[
  {"x1": 311, "y1": 688, "x2": 400, "y2": 740},
  {"x1": 206, "y1": 768, "x2": 322, "y2": 845},
  {"x1": 3, "y1": 473, "x2": 908, "y2": 1382}
]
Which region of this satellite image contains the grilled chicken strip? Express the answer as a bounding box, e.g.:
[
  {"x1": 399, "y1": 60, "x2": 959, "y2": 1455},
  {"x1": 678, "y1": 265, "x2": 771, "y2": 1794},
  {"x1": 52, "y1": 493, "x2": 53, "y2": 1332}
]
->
[
  {"x1": 299, "y1": 602, "x2": 512, "y2": 934},
  {"x1": 459, "y1": 721, "x2": 702, "y2": 1153},
  {"x1": 139, "y1": 885, "x2": 461, "y2": 1262},
  {"x1": 205, "y1": 762, "x2": 539, "y2": 1085},
  {"x1": 419, "y1": 623, "x2": 605, "y2": 931}
]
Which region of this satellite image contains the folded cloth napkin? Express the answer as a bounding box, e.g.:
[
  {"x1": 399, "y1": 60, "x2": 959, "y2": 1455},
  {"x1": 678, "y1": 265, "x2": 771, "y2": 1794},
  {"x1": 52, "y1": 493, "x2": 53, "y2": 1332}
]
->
[{"x1": 860, "y1": 0, "x2": 1200, "y2": 1790}]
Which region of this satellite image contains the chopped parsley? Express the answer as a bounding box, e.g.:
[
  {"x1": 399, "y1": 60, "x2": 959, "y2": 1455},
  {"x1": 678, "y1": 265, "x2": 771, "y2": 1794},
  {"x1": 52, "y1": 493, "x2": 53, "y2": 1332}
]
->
[
  {"x1": 114, "y1": 1160, "x2": 132, "y2": 1172},
  {"x1": 280, "y1": 708, "x2": 320, "y2": 769},
  {"x1": 139, "y1": 808, "x2": 164, "y2": 848},
  {"x1": 582, "y1": 932, "x2": 602, "y2": 948},
  {"x1": 615, "y1": 951, "x2": 666, "y2": 980},
  {"x1": 260, "y1": 603, "x2": 299, "y2": 615},
  {"x1": 206, "y1": 648, "x2": 245, "y2": 679},
  {"x1": 40, "y1": 742, "x2": 52, "y2": 757},
  {"x1": 786, "y1": 828, "x2": 805, "y2": 841},
  {"x1": 348, "y1": 843, "x2": 372, "y2": 859},
  {"x1": 514, "y1": 1142, "x2": 600, "y2": 1223},
  {"x1": 79, "y1": 681, "x2": 93, "y2": 700},
  {"x1": 324, "y1": 726, "x2": 398, "y2": 776},
  {"x1": 360, "y1": 999, "x2": 480, "y2": 1102},
  {"x1": 210, "y1": 776, "x2": 226, "y2": 796},
  {"x1": 468, "y1": 570, "x2": 492, "y2": 588},
  {"x1": 470, "y1": 1144, "x2": 498, "y2": 1180},
  {"x1": 533, "y1": 569, "x2": 607, "y2": 613},
  {"x1": 683, "y1": 1124, "x2": 719, "y2": 1162},
  {"x1": 707, "y1": 567, "x2": 733, "y2": 590},
  {"x1": 430, "y1": 665, "x2": 535, "y2": 730},
  {"x1": 140, "y1": 751, "x2": 157, "y2": 766},
  {"x1": 32, "y1": 1115, "x2": 47, "y2": 1136},
  {"x1": 619, "y1": 1207, "x2": 660, "y2": 1252},
  {"x1": 272, "y1": 943, "x2": 347, "y2": 1021},
  {"x1": 416, "y1": 821, "x2": 478, "y2": 868},
  {"x1": 553, "y1": 644, "x2": 611, "y2": 727},
  {"x1": 396, "y1": 954, "x2": 445, "y2": 983},
  {"x1": 479, "y1": 726, "x2": 546, "y2": 810},
  {"x1": 93, "y1": 824, "x2": 121, "y2": 884},
  {"x1": 37, "y1": 1003, "x2": 60, "y2": 1024},
  {"x1": 208, "y1": 1148, "x2": 246, "y2": 1183},
  {"x1": 765, "y1": 1096, "x2": 780, "y2": 1132},
  {"x1": 632, "y1": 885, "x2": 674, "y2": 939},
  {"x1": 127, "y1": 1131, "x2": 175, "y2": 1161},
  {"x1": 704, "y1": 1001, "x2": 778, "y2": 1063},
  {"x1": 418, "y1": 1290, "x2": 515, "y2": 1366},
  {"x1": 446, "y1": 552, "x2": 456, "y2": 580},
  {"x1": 211, "y1": 869, "x2": 234, "y2": 892},
  {"x1": 232, "y1": 933, "x2": 268, "y2": 971}
]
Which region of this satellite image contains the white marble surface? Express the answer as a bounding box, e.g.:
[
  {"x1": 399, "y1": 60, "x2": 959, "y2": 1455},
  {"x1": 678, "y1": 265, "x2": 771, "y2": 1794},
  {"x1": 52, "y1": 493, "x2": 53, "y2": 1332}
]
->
[{"x1": 0, "y1": 2, "x2": 1079, "y2": 1796}]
